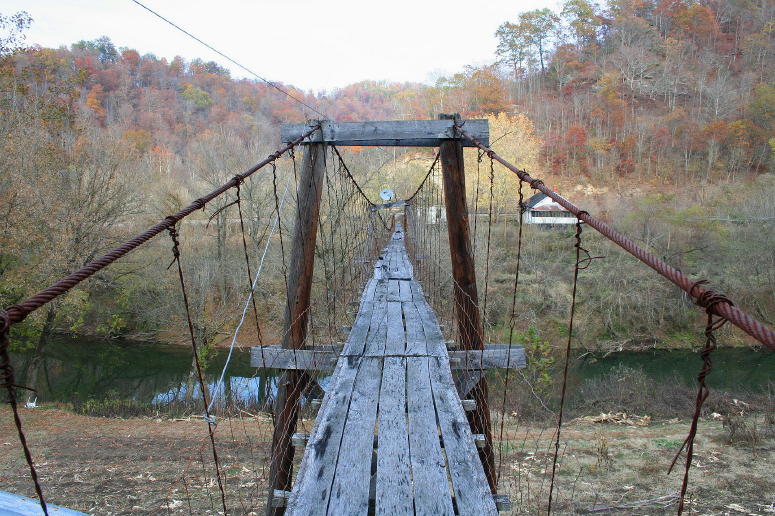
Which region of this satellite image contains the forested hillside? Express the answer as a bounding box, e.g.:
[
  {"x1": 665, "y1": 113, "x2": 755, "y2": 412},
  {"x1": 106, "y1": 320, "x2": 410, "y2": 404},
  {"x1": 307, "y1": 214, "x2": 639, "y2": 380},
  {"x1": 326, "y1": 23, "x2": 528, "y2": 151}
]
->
[{"x1": 1, "y1": 0, "x2": 773, "y2": 349}]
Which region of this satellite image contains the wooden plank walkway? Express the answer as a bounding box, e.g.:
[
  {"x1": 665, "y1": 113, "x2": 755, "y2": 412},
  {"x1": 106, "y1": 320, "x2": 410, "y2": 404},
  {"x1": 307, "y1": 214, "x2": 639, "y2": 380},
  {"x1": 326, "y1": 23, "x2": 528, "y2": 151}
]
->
[{"x1": 285, "y1": 223, "x2": 499, "y2": 516}]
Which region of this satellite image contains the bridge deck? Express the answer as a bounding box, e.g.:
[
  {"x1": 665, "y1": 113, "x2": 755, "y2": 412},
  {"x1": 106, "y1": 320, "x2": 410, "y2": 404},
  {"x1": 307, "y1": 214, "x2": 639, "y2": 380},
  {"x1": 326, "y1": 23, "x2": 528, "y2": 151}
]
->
[{"x1": 286, "y1": 226, "x2": 498, "y2": 516}]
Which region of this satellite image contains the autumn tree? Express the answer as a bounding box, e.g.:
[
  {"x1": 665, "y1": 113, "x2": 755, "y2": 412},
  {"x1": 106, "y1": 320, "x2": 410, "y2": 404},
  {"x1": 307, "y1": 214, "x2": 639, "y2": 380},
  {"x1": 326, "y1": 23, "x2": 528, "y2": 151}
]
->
[
  {"x1": 520, "y1": 9, "x2": 561, "y2": 72},
  {"x1": 0, "y1": 10, "x2": 32, "y2": 55}
]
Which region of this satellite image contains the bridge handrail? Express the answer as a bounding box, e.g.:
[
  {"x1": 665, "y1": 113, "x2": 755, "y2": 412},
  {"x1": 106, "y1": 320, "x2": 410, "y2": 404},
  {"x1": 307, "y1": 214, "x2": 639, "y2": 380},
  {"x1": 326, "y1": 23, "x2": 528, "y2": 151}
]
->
[{"x1": 455, "y1": 123, "x2": 775, "y2": 351}]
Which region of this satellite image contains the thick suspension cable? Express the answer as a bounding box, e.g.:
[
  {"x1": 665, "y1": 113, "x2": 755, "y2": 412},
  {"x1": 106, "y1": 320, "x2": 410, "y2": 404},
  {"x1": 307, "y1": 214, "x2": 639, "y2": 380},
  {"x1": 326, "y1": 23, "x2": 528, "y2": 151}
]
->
[
  {"x1": 454, "y1": 124, "x2": 775, "y2": 350},
  {"x1": 0, "y1": 126, "x2": 319, "y2": 328}
]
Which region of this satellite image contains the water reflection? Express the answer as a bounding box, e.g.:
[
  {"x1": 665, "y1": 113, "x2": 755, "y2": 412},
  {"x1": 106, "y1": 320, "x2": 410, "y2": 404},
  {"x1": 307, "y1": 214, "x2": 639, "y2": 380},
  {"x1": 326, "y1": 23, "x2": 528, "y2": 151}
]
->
[{"x1": 10, "y1": 336, "x2": 299, "y2": 411}]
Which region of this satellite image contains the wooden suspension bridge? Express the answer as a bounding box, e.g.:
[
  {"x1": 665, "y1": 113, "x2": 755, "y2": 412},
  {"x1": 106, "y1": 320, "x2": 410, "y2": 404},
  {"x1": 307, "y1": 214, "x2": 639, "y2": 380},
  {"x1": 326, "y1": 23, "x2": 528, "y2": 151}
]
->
[
  {"x1": 259, "y1": 224, "x2": 521, "y2": 515},
  {"x1": 2, "y1": 115, "x2": 774, "y2": 516},
  {"x1": 252, "y1": 115, "x2": 523, "y2": 514}
]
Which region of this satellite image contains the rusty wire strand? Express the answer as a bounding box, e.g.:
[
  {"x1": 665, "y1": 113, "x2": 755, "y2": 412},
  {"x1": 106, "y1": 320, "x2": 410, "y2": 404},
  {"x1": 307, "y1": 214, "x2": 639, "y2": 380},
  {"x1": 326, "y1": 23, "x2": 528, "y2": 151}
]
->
[
  {"x1": 233, "y1": 178, "x2": 265, "y2": 346},
  {"x1": 166, "y1": 225, "x2": 228, "y2": 515},
  {"x1": 0, "y1": 325, "x2": 48, "y2": 515},
  {"x1": 496, "y1": 178, "x2": 526, "y2": 486},
  {"x1": 547, "y1": 214, "x2": 600, "y2": 514},
  {"x1": 669, "y1": 281, "x2": 733, "y2": 515}
]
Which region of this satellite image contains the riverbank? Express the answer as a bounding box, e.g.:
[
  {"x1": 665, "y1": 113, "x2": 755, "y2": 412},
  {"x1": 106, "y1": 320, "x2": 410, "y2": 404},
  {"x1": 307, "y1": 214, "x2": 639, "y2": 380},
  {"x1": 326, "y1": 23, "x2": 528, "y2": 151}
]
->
[{"x1": 2, "y1": 406, "x2": 773, "y2": 515}]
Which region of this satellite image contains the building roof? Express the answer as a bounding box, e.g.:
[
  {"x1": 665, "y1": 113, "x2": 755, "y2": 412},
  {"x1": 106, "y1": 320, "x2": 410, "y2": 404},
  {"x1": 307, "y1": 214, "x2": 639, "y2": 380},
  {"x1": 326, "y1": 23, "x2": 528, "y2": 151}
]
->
[
  {"x1": 524, "y1": 193, "x2": 548, "y2": 208},
  {"x1": 534, "y1": 205, "x2": 571, "y2": 212}
]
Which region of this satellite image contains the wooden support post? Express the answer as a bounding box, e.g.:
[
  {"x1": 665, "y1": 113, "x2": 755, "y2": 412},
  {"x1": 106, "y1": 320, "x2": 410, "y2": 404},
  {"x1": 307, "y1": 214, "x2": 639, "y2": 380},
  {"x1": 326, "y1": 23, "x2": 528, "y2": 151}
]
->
[
  {"x1": 266, "y1": 141, "x2": 327, "y2": 516},
  {"x1": 438, "y1": 113, "x2": 497, "y2": 492}
]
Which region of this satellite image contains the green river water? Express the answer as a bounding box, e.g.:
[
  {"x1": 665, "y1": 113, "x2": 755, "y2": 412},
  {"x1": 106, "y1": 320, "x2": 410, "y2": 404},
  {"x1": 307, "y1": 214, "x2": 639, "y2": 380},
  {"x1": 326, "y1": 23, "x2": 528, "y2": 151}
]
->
[{"x1": 9, "y1": 336, "x2": 774, "y2": 409}]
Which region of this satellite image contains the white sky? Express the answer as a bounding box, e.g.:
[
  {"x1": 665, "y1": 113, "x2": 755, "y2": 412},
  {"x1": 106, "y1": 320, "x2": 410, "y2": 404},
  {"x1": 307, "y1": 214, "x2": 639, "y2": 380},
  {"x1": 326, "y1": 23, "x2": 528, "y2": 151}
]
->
[{"x1": 4, "y1": 0, "x2": 560, "y2": 92}]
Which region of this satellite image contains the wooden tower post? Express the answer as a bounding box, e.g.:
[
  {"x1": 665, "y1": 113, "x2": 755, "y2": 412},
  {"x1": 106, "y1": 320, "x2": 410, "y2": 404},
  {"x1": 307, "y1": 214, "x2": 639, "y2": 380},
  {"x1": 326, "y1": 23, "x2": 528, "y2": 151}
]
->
[
  {"x1": 266, "y1": 140, "x2": 327, "y2": 515},
  {"x1": 437, "y1": 113, "x2": 496, "y2": 491}
]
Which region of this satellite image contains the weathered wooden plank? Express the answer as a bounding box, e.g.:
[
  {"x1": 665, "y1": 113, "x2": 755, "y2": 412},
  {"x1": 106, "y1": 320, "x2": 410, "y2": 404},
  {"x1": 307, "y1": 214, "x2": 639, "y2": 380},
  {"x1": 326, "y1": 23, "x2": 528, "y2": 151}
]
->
[
  {"x1": 327, "y1": 357, "x2": 383, "y2": 515},
  {"x1": 281, "y1": 119, "x2": 490, "y2": 147},
  {"x1": 376, "y1": 357, "x2": 413, "y2": 515},
  {"x1": 363, "y1": 300, "x2": 388, "y2": 356},
  {"x1": 398, "y1": 281, "x2": 413, "y2": 302},
  {"x1": 428, "y1": 356, "x2": 499, "y2": 515},
  {"x1": 286, "y1": 275, "x2": 380, "y2": 515},
  {"x1": 387, "y1": 279, "x2": 401, "y2": 302},
  {"x1": 407, "y1": 357, "x2": 456, "y2": 516},
  {"x1": 341, "y1": 280, "x2": 378, "y2": 356},
  {"x1": 285, "y1": 356, "x2": 362, "y2": 516},
  {"x1": 413, "y1": 296, "x2": 448, "y2": 357},
  {"x1": 385, "y1": 301, "x2": 405, "y2": 355},
  {"x1": 454, "y1": 370, "x2": 484, "y2": 399},
  {"x1": 403, "y1": 301, "x2": 427, "y2": 356}
]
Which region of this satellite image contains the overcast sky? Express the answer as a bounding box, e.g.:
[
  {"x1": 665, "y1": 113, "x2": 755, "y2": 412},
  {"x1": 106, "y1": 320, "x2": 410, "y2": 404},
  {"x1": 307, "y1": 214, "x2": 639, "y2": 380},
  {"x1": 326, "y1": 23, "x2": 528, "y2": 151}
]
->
[{"x1": 5, "y1": 0, "x2": 560, "y2": 92}]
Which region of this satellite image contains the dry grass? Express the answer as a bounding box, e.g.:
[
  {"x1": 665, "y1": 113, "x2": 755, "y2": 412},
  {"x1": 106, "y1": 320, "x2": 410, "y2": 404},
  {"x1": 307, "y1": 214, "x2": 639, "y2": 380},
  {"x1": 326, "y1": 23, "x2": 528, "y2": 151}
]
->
[{"x1": 2, "y1": 404, "x2": 774, "y2": 515}]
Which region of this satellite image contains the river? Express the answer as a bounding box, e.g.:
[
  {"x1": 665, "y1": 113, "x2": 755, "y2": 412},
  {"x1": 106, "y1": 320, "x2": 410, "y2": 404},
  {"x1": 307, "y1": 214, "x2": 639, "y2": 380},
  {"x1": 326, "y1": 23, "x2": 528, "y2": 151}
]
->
[{"x1": 9, "y1": 335, "x2": 774, "y2": 411}]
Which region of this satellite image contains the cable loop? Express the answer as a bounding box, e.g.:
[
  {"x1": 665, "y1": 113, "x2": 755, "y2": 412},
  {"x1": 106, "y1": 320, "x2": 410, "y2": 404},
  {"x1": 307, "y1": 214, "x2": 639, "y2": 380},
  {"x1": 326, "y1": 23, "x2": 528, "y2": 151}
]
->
[
  {"x1": 166, "y1": 225, "x2": 181, "y2": 270},
  {"x1": 690, "y1": 280, "x2": 734, "y2": 325}
]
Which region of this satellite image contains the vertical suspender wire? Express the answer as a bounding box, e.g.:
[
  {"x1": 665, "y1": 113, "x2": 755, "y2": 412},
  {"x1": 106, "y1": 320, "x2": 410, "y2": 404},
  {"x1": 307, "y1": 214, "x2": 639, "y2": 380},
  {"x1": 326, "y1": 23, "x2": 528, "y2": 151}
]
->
[
  {"x1": 321, "y1": 152, "x2": 337, "y2": 352},
  {"x1": 497, "y1": 178, "x2": 526, "y2": 485},
  {"x1": 166, "y1": 224, "x2": 228, "y2": 516},
  {"x1": 234, "y1": 178, "x2": 264, "y2": 346},
  {"x1": 482, "y1": 155, "x2": 496, "y2": 333},
  {"x1": 547, "y1": 212, "x2": 597, "y2": 514},
  {"x1": 0, "y1": 326, "x2": 48, "y2": 515},
  {"x1": 668, "y1": 284, "x2": 731, "y2": 515},
  {"x1": 271, "y1": 162, "x2": 289, "y2": 296},
  {"x1": 472, "y1": 149, "x2": 483, "y2": 260}
]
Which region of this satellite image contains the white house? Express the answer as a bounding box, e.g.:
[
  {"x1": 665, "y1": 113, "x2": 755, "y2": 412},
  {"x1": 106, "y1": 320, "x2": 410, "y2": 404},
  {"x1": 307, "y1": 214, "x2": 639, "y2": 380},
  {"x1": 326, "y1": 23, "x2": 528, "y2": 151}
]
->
[{"x1": 522, "y1": 193, "x2": 577, "y2": 226}]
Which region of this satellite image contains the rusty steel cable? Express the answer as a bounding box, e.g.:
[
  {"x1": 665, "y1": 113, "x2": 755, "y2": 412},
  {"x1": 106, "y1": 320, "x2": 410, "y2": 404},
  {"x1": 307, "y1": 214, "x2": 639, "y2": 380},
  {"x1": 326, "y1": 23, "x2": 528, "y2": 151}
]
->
[
  {"x1": 166, "y1": 225, "x2": 228, "y2": 515},
  {"x1": 330, "y1": 146, "x2": 377, "y2": 207},
  {"x1": 406, "y1": 152, "x2": 441, "y2": 202},
  {"x1": 0, "y1": 126, "x2": 319, "y2": 328},
  {"x1": 481, "y1": 155, "x2": 495, "y2": 327},
  {"x1": 454, "y1": 124, "x2": 775, "y2": 351}
]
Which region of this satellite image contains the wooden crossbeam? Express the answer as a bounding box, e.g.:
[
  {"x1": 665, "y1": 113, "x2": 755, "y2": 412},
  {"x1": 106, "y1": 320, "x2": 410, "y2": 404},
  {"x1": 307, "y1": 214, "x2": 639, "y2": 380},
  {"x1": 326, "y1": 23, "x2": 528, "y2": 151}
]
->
[
  {"x1": 369, "y1": 200, "x2": 408, "y2": 211},
  {"x1": 250, "y1": 344, "x2": 525, "y2": 371},
  {"x1": 280, "y1": 119, "x2": 489, "y2": 147}
]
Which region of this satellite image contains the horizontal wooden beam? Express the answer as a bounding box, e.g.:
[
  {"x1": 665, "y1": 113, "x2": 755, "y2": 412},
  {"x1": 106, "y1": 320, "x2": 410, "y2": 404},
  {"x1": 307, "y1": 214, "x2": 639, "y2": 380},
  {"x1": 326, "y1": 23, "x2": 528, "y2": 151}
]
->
[
  {"x1": 280, "y1": 119, "x2": 489, "y2": 147},
  {"x1": 369, "y1": 200, "x2": 408, "y2": 211},
  {"x1": 448, "y1": 344, "x2": 527, "y2": 370},
  {"x1": 250, "y1": 345, "x2": 339, "y2": 370},
  {"x1": 250, "y1": 344, "x2": 525, "y2": 370}
]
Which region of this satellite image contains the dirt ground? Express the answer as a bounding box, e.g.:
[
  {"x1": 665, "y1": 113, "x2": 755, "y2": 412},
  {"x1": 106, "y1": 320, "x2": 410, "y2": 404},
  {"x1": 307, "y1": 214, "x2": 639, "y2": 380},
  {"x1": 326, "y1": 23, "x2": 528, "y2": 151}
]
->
[
  {"x1": 1, "y1": 407, "x2": 773, "y2": 515},
  {"x1": 497, "y1": 414, "x2": 775, "y2": 515}
]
